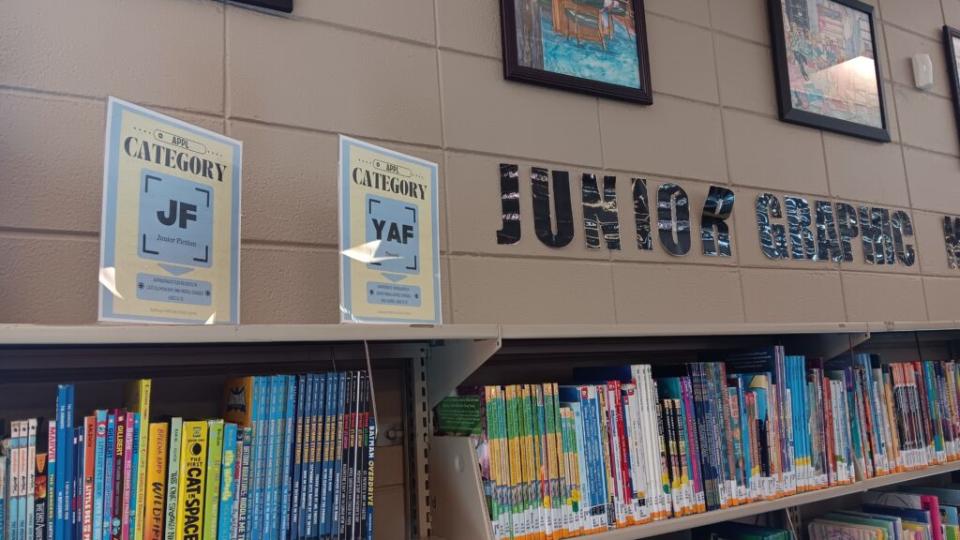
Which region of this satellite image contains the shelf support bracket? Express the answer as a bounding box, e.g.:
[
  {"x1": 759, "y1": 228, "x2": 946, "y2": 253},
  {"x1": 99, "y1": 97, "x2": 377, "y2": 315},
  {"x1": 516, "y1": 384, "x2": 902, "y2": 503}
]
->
[
  {"x1": 426, "y1": 331, "x2": 502, "y2": 409},
  {"x1": 783, "y1": 330, "x2": 870, "y2": 361}
]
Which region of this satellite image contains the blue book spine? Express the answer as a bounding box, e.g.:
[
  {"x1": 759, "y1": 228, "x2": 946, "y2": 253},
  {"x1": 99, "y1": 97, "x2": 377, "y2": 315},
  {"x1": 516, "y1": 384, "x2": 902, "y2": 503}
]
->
[
  {"x1": 92, "y1": 411, "x2": 107, "y2": 540},
  {"x1": 290, "y1": 375, "x2": 307, "y2": 540},
  {"x1": 266, "y1": 376, "x2": 283, "y2": 540},
  {"x1": 1, "y1": 448, "x2": 6, "y2": 540},
  {"x1": 329, "y1": 373, "x2": 345, "y2": 536},
  {"x1": 300, "y1": 375, "x2": 315, "y2": 540},
  {"x1": 55, "y1": 386, "x2": 68, "y2": 540},
  {"x1": 249, "y1": 377, "x2": 268, "y2": 540},
  {"x1": 217, "y1": 423, "x2": 239, "y2": 540},
  {"x1": 128, "y1": 414, "x2": 141, "y2": 539},
  {"x1": 279, "y1": 375, "x2": 296, "y2": 540},
  {"x1": 247, "y1": 379, "x2": 260, "y2": 540},
  {"x1": 587, "y1": 386, "x2": 606, "y2": 521},
  {"x1": 101, "y1": 416, "x2": 115, "y2": 540},
  {"x1": 71, "y1": 427, "x2": 80, "y2": 540},
  {"x1": 65, "y1": 388, "x2": 76, "y2": 540},
  {"x1": 313, "y1": 374, "x2": 326, "y2": 539}
]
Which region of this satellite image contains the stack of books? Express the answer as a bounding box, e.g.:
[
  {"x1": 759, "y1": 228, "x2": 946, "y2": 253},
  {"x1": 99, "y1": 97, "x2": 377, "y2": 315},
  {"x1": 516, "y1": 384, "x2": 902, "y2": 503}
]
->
[
  {"x1": 435, "y1": 347, "x2": 960, "y2": 540},
  {"x1": 809, "y1": 485, "x2": 960, "y2": 540},
  {"x1": 0, "y1": 371, "x2": 376, "y2": 540}
]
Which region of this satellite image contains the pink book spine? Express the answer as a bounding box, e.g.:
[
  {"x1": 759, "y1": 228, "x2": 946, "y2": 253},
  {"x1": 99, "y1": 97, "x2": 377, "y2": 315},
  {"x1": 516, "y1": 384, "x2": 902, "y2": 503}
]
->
[
  {"x1": 120, "y1": 412, "x2": 136, "y2": 540},
  {"x1": 922, "y1": 495, "x2": 943, "y2": 540}
]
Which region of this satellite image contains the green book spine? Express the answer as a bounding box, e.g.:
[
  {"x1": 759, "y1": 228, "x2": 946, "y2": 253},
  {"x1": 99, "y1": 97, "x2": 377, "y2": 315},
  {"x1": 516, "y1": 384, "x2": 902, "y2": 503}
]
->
[{"x1": 202, "y1": 420, "x2": 224, "y2": 540}]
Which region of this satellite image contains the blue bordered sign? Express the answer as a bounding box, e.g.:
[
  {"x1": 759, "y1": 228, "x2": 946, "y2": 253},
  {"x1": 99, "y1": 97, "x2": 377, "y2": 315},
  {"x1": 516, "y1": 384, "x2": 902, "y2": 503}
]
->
[
  {"x1": 99, "y1": 97, "x2": 242, "y2": 324},
  {"x1": 339, "y1": 136, "x2": 441, "y2": 324}
]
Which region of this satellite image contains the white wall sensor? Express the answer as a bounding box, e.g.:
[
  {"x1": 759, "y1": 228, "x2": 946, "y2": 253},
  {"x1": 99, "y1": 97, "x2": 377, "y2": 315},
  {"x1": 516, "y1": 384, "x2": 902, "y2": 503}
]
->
[{"x1": 912, "y1": 53, "x2": 934, "y2": 90}]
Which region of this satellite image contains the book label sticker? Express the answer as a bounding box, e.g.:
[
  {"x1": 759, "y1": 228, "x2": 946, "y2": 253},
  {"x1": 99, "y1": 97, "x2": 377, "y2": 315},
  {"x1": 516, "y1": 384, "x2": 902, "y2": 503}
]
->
[
  {"x1": 338, "y1": 135, "x2": 441, "y2": 324},
  {"x1": 99, "y1": 97, "x2": 241, "y2": 324}
]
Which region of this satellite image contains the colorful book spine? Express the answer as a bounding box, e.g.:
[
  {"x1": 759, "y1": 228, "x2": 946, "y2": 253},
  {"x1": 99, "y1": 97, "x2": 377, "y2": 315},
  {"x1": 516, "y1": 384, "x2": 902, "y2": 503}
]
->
[
  {"x1": 279, "y1": 376, "x2": 296, "y2": 540},
  {"x1": 121, "y1": 413, "x2": 137, "y2": 540},
  {"x1": 81, "y1": 416, "x2": 95, "y2": 540},
  {"x1": 11, "y1": 421, "x2": 23, "y2": 540},
  {"x1": 124, "y1": 380, "x2": 151, "y2": 540},
  {"x1": 92, "y1": 412, "x2": 107, "y2": 540},
  {"x1": 174, "y1": 422, "x2": 207, "y2": 540},
  {"x1": 163, "y1": 418, "x2": 182, "y2": 540},
  {"x1": 143, "y1": 423, "x2": 167, "y2": 540},
  {"x1": 235, "y1": 428, "x2": 252, "y2": 540},
  {"x1": 54, "y1": 386, "x2": 71, "y2": 540},
  {"x1": 202, "y1": 420, "x2": 224, "y2": 540},
  {"x1": 102, "y1": 415, "x2": 116, "y2": 540},
  {"x1": 216, "y1": 423, "x2": 237, "y2": 540},
  {"x1": 46, "y1": 420, "x2": 55, "y2": 540},
  {"x1": 316, "y1": 373, "x2": 329, "y2": 538},
  {"x1": 248, "y1": 377, "x2": 266, "y2": 540},
  {"x1": 290, "y1": 376, "x2": 306, "y2": 540},
  {"x1": 36, "y1": 445, "x2": 49, "y2": 540},
  {"x1": 110, "y1": 411, "x2": 126, "y2": 540},
  {"x1": 27, "y1": 419, "x2": 37, "y2": 540}
]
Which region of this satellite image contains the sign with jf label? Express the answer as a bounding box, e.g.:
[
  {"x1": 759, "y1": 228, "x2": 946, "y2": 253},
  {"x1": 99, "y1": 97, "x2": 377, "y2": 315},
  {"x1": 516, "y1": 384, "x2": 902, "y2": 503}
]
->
[
  {"x1": 338, "y1": 136, "x2": 441, "y2": 324},
  {"x1": 99, "y1": 97, "x2": 242, "y2": 324}
]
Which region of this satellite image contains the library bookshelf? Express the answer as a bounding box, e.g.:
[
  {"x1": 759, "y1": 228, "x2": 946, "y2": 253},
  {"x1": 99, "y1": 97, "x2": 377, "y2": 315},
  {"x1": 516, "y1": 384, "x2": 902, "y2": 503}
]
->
[{"x1": 2, "y1": 320, "x2": 960, "y2": 540}]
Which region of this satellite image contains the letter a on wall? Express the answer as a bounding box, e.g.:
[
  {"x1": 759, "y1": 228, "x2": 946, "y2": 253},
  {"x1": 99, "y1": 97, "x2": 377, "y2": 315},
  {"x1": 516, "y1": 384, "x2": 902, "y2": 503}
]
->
[
  {"x1": 339, "y1": 135, "x2": 441, "y2": 324},
  {"x1": 99, "y1": 97, "x2": 242, "y2": 324}
]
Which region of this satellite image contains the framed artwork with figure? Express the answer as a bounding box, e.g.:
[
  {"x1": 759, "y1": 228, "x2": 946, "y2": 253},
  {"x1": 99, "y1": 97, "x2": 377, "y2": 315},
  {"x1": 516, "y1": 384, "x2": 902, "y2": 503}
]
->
[
  {"x1": 768, "y1": 0, "x2": 890, "y2": 142},
  {"x1": 499, "y1": 0, "x2": 653, "y2": 103},
  {"x1": 943, "y1": 26, "x2": 960, "y2": 145}
]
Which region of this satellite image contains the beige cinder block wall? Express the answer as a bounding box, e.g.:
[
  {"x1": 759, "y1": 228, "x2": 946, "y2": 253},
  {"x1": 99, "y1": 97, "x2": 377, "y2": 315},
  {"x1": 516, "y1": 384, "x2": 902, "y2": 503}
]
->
[{"x1": 3, "y1": 0, "x2": 960, "y2": 325}]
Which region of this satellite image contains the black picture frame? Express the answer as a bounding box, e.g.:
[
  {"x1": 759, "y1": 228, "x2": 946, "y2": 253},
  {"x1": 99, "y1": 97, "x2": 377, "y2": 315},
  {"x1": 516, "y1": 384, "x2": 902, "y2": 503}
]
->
[
  {"x1": 767, "y1": 0, "x2": 890, "y2": 142},
  {"x1": 499, "y1": 0, "x2": 653, "y2": 104},
  {"x1": 231, "y1": 0, "x2": 292, "y2": 13},
  {"x1": 944, "y1": 26, "x2": 960, "y2": 145}
]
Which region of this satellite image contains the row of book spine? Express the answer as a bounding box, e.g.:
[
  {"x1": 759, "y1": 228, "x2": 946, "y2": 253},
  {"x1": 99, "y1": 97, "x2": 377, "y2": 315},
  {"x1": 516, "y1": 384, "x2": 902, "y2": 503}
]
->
[
  {"x1": 0, "y1": 370, "x2": 376, "y2": 540},
  {"x1": 469, "y1": 348, "x2": 960, "y2": 540}
]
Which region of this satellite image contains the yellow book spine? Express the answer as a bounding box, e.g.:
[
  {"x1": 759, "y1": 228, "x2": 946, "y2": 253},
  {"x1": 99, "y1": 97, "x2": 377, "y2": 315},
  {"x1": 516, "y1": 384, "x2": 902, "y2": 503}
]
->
[
  {"x1": 175, "y1": 421, "x2": 208, "y2": 540},
  {"x1": 144, "y1": 423, "x2": 168, "y2": 540},
  {"x1": 127, "y1": 379, "x2": 152, "y2": 540}
]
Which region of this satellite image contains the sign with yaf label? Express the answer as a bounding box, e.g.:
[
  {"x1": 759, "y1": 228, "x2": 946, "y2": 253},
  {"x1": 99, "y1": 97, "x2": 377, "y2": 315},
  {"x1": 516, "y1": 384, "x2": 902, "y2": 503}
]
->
[
  {"x1": 99, "y1": 97, "x2": 242, "y2": 324},
  {"x1": 338, "y1": 136, "x2": 441, "y2": 324}
]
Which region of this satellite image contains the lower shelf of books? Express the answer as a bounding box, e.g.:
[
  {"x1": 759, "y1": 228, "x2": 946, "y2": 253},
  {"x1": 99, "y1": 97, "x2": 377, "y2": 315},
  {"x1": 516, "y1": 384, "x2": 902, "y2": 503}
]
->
[{"x1": 431, "y1": 436, "x2": 960, "y2": 540}]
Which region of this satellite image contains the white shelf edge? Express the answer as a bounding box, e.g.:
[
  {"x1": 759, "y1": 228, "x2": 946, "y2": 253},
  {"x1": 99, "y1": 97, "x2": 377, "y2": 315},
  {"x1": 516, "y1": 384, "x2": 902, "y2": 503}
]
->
[
  {"x1": 0, "y1": 323, "x2": 500, "y2": 345},
  {"x1": 580, "y1": 461, "x2": 960, "y2": 540},
  {"x1": 1, "y1": 320, "x2": 958, "y2": 346}
]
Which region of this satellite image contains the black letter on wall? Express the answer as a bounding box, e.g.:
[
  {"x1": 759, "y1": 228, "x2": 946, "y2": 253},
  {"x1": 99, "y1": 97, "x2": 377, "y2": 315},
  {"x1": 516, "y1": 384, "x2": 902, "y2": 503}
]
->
[
  {"x1": 496, "y1": 164, "x2": 521, "y2": 245},
  {"x1": 531, "y1": 167, "x2": 574, "y2": 248},
  {"x1": 756, "y1": 193, "x2": 787, "y2": 260},
  {"x1": 658, "y1": 183, "x2": 691, "y2": 256},
  {"x1": 581, "y1": 173, "x2": 621, "y2": 250},
  {"x1": 701, "y1": 186, "x2": 734, "y2": 257},
  {"x1": 632, "y1": 178, "x2": 653, "y2": 250}
]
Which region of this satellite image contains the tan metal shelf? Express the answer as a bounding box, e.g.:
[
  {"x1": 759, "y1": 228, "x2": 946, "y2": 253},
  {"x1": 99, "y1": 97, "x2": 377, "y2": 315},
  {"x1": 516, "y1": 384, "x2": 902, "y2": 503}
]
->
[{"x1": 431, "y1": 436, "x2": 960, "y2": 540}]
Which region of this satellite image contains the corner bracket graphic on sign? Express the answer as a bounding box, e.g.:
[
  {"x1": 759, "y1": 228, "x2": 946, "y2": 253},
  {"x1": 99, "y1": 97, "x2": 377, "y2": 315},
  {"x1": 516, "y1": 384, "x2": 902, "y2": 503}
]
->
[{"x1": 338, "y1": 135, "x2": 441, "y2": 324}]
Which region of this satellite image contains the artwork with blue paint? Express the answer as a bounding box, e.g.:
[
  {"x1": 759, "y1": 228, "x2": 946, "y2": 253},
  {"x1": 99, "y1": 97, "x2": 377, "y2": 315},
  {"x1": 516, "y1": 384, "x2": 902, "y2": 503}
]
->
[{"x1": 512, "y1": 0, "x2": 642, "y2": 89}]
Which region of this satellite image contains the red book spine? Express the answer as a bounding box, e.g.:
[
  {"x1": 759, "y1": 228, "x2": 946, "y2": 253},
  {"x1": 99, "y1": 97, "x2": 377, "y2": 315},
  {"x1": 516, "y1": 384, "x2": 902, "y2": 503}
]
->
[
  {"x1": 612, "y1": 381, "x2": 632, "y2": 516},
  {"x1": 82, "y1": 417, "x2": 96, "y2": 540}
]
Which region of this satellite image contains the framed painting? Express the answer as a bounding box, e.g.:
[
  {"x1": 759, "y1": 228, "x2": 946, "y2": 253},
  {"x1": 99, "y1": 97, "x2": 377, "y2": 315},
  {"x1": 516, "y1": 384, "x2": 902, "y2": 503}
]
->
[
  {"x1": 499, "y1": 0, "x2": 653, "y2": 103},
  {"x1": 768, "y1": 0, "x2": 890, "y2": 142},
  {"x1": 944, "y1": 26, "x2": 960, "y2": 144}
]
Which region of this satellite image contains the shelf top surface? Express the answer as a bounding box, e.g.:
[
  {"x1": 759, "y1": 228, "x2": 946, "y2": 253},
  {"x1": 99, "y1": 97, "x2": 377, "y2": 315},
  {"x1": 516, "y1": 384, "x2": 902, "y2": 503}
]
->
[{"x1": 0, "y1": 320, "x2": 957, "y2": 346}]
